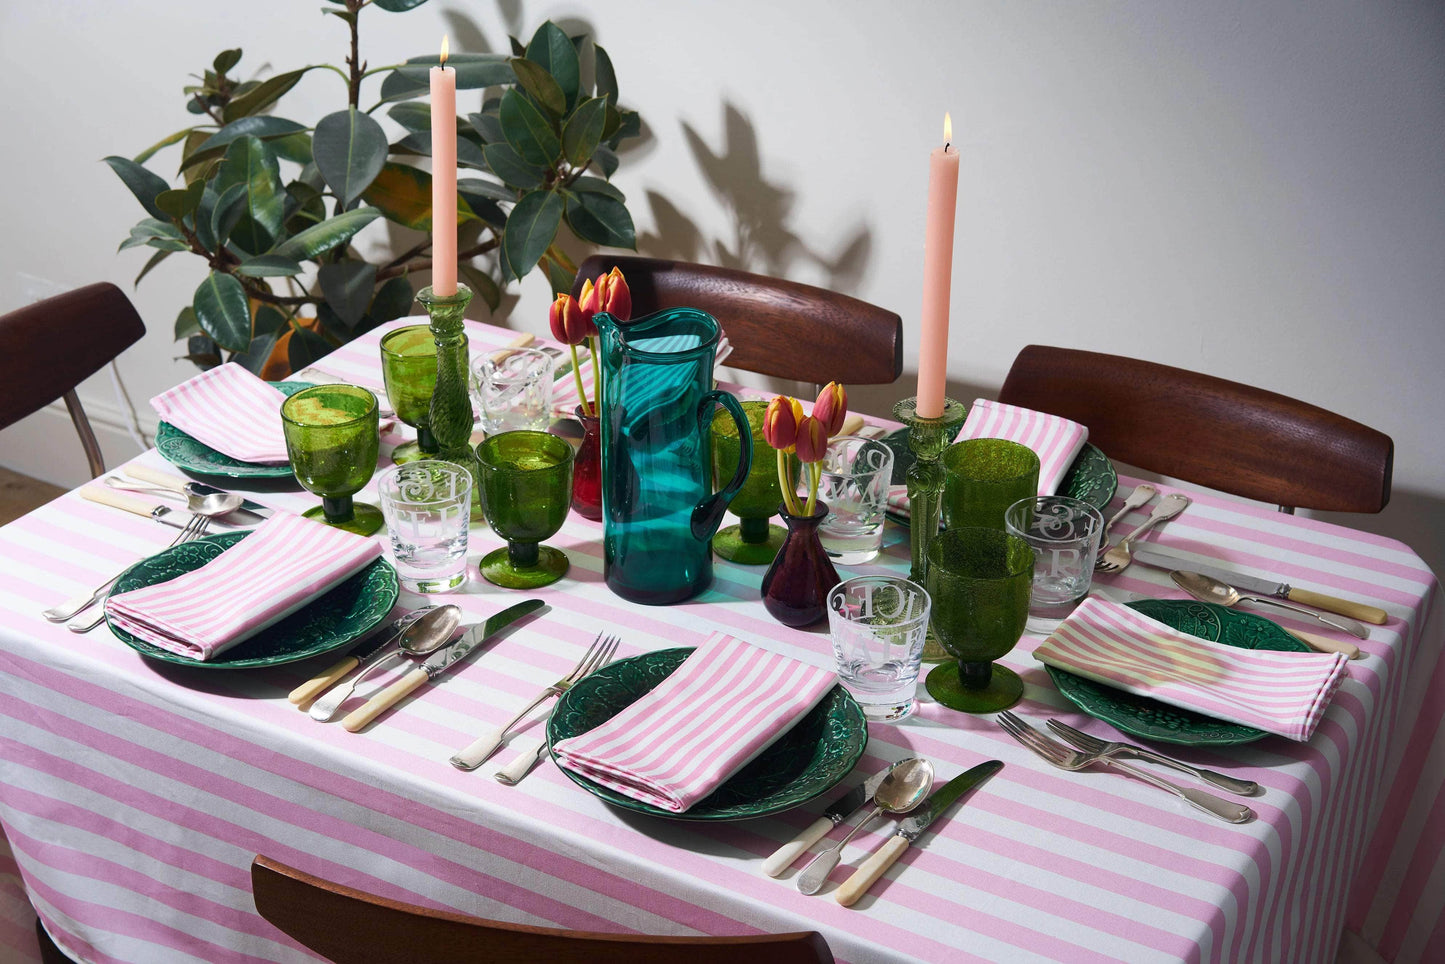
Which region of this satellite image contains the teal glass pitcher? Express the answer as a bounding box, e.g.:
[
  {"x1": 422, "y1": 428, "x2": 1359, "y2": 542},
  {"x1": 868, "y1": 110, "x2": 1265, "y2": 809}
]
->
[{"x1": 594, "y1": 307, "x2": 752, "y2": 604}]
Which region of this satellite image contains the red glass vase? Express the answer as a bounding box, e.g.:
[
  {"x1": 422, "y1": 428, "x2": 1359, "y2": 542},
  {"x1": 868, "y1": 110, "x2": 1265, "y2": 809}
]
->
[
  {"x1": 571, "y1": 404, "x2": 603, "y2": 521},
  {"x1": 761, "y1": 501, "x2": 841, "y2": 628}
]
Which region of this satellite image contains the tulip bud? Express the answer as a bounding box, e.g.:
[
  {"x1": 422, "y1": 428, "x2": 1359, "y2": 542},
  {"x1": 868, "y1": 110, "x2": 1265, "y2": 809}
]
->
[
  {"x1": 813, "y1": 381, "x2": 848, "y2": 436},
  {"x1": 549, "y1": 292, "x2": 588, "y2": 345},
  {"x1": 601, "y1": 267, "x2": 632, "y2": 320},
  {"x1": 794, "y1": 415, "x2": 829, "y2": 463},
  {"x1": 763, "y1": 395, "x2": 801, "y2": 452},
  {"x1": 578, "y1": 277, "x2": 601, "y2": 318}
]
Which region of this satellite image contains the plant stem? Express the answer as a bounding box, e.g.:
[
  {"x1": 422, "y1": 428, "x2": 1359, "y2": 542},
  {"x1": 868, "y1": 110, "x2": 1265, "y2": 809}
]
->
[
  {"x1": 345, "y1": 0, "x2": 364, "y2": 108},
  {"x1": 777, "y1": 449, "x2": 801, "y2": 516},
  {"x1": 587, "y1": 336, "x2": 600, "y2": 415},
  {"x1": 804, "y1": 462, "x2": 820, "y2": 518},
  {"x1": 568, "y1": 344, "x2": 591, "y2": 417}
]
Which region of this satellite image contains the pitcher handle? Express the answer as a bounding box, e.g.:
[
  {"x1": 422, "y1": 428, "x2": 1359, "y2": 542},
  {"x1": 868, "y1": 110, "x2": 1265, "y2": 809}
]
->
[{"x1": 691, "y1": 390, "x2": 752, "y2": 541}]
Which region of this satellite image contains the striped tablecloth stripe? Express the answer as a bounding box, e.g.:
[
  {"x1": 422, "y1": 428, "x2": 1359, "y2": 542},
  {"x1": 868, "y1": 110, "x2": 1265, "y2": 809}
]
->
[{"x1": 0, "y1": 317, "x2": 1439, "y2": 963}]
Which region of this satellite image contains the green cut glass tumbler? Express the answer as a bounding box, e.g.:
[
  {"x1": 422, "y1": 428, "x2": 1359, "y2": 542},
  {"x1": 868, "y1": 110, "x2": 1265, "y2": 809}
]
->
[
  {"x1": 711, "y1": 400, "x2": 785, "y2": 565},
  {"x1": 281, "y1": 383, "x2": 383, "y2": 535},
  {"x1": 379, "y1": 324, "x2": 438, "y2": 465},
  {"x1": 923, "y1": 526, "x2": 1034, "y2": 713},
  {"x1": 475, "y1": 430, "x2": 574, "y2": 589}
]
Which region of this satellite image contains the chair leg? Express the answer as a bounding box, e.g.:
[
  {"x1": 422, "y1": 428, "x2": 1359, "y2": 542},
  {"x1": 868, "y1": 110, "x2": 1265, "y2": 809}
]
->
[{"x1": 60, "y1": 390, "x2": 106, "y2": 479}]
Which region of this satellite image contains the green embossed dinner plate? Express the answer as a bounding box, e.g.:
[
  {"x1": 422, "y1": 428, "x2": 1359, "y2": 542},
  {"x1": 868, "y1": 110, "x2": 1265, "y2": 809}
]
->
[
  {"x1": 547, "y1": 647, "x2": 868, "y2": 820},
  {"x1": 155, "y1": 380, "x2": 310, "y2": 479},
  {"x1": 1045, "y1": 599, "x2": 1310, "y2": 745},
  {"x1": 104, "y1": 530, "x2": 398, "y2": 669},
  {"x1": 885, "y1": 430, "x2": 1118, "y2": 525}
]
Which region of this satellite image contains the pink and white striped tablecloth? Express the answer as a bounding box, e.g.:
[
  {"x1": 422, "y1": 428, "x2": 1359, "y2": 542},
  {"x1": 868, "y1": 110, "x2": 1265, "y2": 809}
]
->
[{"x1": 0, "y1": 319, "x2": 1440, "y2": 964}]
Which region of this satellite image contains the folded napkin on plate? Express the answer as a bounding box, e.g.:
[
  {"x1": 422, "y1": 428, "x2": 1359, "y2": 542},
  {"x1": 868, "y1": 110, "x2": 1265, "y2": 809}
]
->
[
  {"x1": 1034, "y1": 596, "x2": 1349, "y2": 741},
  {"x1": 105, "y1": 512, "x2": 382, "y2": 661},
  {"x1": 886, "y1": 398, "x2": 1089, "y2": 518},
  {"x1": 552, "y1": 632, "x2": 837, "y2": 812},
  {"x1": 150, "y1": 363, "x2": 290, "y2": 463}
]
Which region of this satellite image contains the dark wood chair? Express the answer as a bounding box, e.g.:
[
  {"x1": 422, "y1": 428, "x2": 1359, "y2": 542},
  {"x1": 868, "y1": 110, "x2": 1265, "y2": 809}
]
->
[
  {"x1": 251, "y1": 855, "x2": 835, "y2": 964},
  {"x1": 571, "y1": 256, "x2": 903, "y2": 387},
  {"x1": 997, "y1": 344, "x2": 1393, "y2": 513},
  {"x1": 0, "y1": 282, "x2": 146, "y2": 478}
]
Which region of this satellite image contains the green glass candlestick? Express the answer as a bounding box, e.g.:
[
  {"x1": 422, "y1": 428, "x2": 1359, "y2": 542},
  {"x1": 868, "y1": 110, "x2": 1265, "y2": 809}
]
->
[
  {"x1": 893, "y1": 396, "x2": 967, "y2": 661},
  {"x1": 416, "y1": 283, "x2": 478, "y2": 514}
]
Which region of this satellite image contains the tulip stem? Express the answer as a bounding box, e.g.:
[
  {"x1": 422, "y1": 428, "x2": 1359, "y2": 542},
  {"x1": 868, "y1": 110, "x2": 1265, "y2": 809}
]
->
[
  {"x1": 587, "y1": 336, "x2": 600, "y2": 416},
  {"x1": 777, "y1": 448, "x2": 801, "y2": 517},
  {"x1": 569, "y1": 343, "x2": 591, "y2": 417},
  {"x1": 804, "y1": 462, "x2": 821, "y2": 518}
]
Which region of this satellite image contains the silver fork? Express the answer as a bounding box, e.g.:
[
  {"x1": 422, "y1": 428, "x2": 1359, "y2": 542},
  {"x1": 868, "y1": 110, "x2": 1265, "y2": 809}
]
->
[
  {"x1": 64, "y1": 516, "x2": 213, "y2": 633},
  {"x1": 1094, "y1": 493, "x2": 1191, "y2": 574},
  {"x1": 44, "y1": 514, "x2": 211, "y2": 624},
  {"x1": 1045, "y1": 719, "x2": 1259, "y2": 796},
  {"x1": 1097, "y1": 484, "x2": 1157, "y2": 555},
  {"x1": 997, "y1": 710, "x2": 1253, "y2": 823},
  {"x1": 450, "y1": 632, "x2": 621, "y2": 771}
]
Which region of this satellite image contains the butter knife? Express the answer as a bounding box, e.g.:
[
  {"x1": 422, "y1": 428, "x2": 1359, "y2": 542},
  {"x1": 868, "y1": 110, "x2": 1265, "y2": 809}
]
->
[
  {"x1": 125, "y1": 464, "x2": 271, "y2": 522},
  {"x1": 763, "y1": 763, "x2": 901, "y2": 877},
  {"x1": 287, "y1": 611, "x2": 420, "y2": 709},
  {"x1": 80, "y1": 484, "x2": 195, "y2": 529}
]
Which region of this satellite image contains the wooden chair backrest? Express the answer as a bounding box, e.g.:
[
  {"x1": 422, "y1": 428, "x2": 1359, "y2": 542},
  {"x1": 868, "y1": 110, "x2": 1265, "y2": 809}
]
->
[
  {"x1": 572, "y1": 256, "x2": 902, "y2": 386},
  {"x1": 251, "y1": 856, "x2": 835, "y2": 964},
  {"x1": 997, "y1": 344, "x2": 1392, "y2": 512}
]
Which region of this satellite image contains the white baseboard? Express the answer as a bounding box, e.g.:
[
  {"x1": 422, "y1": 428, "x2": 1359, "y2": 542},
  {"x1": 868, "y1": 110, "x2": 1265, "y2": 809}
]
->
[{"x1": 0, "y1": 394, "x2": 154, "y2": 489}]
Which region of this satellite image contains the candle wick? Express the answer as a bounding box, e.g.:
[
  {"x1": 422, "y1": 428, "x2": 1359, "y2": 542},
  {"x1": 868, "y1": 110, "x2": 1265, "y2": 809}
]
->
[{"x1": 944, "y1": 142, "x2": 951, "y2": 152}]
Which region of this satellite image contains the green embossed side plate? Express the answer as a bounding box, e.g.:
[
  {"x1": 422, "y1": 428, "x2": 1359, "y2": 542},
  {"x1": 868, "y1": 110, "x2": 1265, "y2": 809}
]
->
[
  {"x1": 548, "y1": 648, "x2": 868, "y2": 821},
  {"x1": 155, "y1": 380, "x2": 309, "y2": 479},
  {"x1": 105, "y1": 530, "x2": 398, "y2": 669},
  {"x1": 1045, "y1": 599, "x2": 1310, "y2": 745}
]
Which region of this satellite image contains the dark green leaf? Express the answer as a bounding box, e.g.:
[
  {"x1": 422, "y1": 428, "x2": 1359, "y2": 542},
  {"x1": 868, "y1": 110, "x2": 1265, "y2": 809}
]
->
[
  {"x1": 592, "y1": 145, "x2": 619, "y2": 179},
  {"x1": 313, "y1": 302, "x2": 347, "y2": 340},
  {"x1": 174, "y1": 306, "x2": 200, "y2": 340},
  {"x1": 456, "y1": 190, "x2": 504, "y2": 229},
  {"x1": 482, "y1": 142, "x2": 545, "y2": 190},
  {"x1": 324, "y1": 8, "x2": 357, "y2": 25},
  {"x1": 614, "y1": 109, "x2": 641, "y2": 144},
  {"x1": 360, "y1": 163, "x2": 434, "y2": 231},
  {"x1": 236, "y1": 255, "x2": 304, "y2": 277},
  {"x1": 226, "y1": 214, "x2": 273, "y2": 257},
  {"x1": 212, "y1": 183, "x2": 248, "y2": 247},
  {"x1": 253, "y1": 304, "x2": 287, "y2": 336},
  {"x1": 564, "y1": 190, "x2": 635, "y2": 249},
  {"x1": 213, "y1": 48, "x2": 242, "y2": 75},
  {"x1": 120, "y1": 218, "x2": 186, "y2": 252},
  {"x1": 390, "y1": 131, "x2": 487, "y2": 169},
  {"x1": 222, "y1": 67, "x2": 315, "y2": 123},
  {"x1": 456, "y1": 177, "x2": 513, "y2": 202},
  {"x1": 283, "y1": 180, "x2": 325, "y2": 234},
  {"x1": 502, "y1": 189, "x2": 564, "y2": 280},
  {"x1": 186, "y1": 334, "x2": 222, "y2": 370},
  {"x1": 232, "y1": 331, "x2": 278, "y2": 375},
  {"x1": 373, "y1": 0, "x2": 430, "y2": 10},
  {"x1": 510, "y1": 58, "x2": 565, "y2": 116},
  {"x1": 193, "y1": 272, "x2": 252, "y2": 352},
  {"x1": 387, "y1": 102, "x2": 433, "y2": 133},
  {"x1": 272, "y1": 207, "x2": 380, "y2": 260},
  {"x1": 594, "y1": 44, "x2": 618, "y2": 104},
  {"x1": 458, "y1": 263, "x2": 502, "y2": 312},
  {"x1": 194, "y1": 187, "x2": 219, "y2": 251},
  {"x1": 155, "y1": 179, "x2": 205, "y2": 220},
  {"x1": 572, "y1": 175, "x2": 624, "y2": 201},
  {"x1": 500, "y1": 88, "x2": 560, "y2": 168},
  {"x1": 318, "y1": 261, "x2": 377, "y2": 328},
  {"x1": 525, "y1": 21, "x2": 580, "y2": 112},
  {"x1": 215, "y1": 136, "x2": 285, "y2": 236},
  {"x1": 195, "y1": 116, "x2": 307, "y2": 155},
  {"x1": 133, "y1": 128, "x2": 195, "y2": 165},
  {"x1": 369, "y1": 276, "x2": 415, "y2": 324},
  {"x1": 561, "y1": 96, "x2": 608, "y2": 167},
  {"x1": 541, "y1": 255, "x2": 575, "y2": 297},
  {"x1": 468, "y1": 111, "x2": 504, "y2": 144},
  {"x1": 135, "y1": 249, "x2": 173, "y2": 287},
  {"x1": 378, "y1": 53, "x2": 514, "y2": 103},
  {"x1": 313, "y1": 107, "x2": 388, "y2": 207},
  {"x1": 104, "y1": 156, "x2": 171, "y2": 220},
  {"x1": 270, "y1": 132, "x2": 313, "y2": 165},
  {"x1": 287, "y1": 324, "x2": 333, "y2": 369}
]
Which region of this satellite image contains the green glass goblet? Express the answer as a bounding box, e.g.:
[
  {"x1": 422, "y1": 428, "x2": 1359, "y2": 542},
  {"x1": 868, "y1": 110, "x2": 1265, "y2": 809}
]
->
[
  {"x1": 475, "y1": 430, "x2": 574, "y2": 589},
  {"x1": 923, "y1": 526, "x2": 1034, "y2": 713},
  {"x1": 281, "y1": 383, "x2": 383, "y2": 535},
  {"x1": 379, "y1": 324, "x2": 438, "y2": 465},
  {"x1": 711, "y1": 400, "x2": 785, "y2": 565},
  {"x1": 942, "y1": 438, "x2": 1040, "y2": 530}
]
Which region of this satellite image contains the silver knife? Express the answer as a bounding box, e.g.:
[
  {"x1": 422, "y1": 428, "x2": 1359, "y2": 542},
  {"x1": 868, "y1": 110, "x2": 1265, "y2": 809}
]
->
[
  {"x1": 80, "y1": 484, "x2": 201, "y2": 529},
  {"x1": 287, "y1": 610, "x2": 421, "y2": 708},
  {"x1": 763, "y1": 762, "x2": 903, "y2": 877},
  {"x1": 122, "y1": 465, "x2": 272, "y2": 522},
  {"x1": 340, "y1": 599, "x2": 545, "y2": 732},
  {"x1": 182, "y1": 482, "x2": 272, "y2": 521},
  {"x1": 835, "y1": 760, "x2": 1003, "y2": 907},
  {"x1": 1131, "y1": 544, "x2": 1388, "y2": 625}
]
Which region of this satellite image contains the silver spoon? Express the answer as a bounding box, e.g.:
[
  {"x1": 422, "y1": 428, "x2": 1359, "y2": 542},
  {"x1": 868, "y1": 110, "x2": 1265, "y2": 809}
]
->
[
  {"x1": 796, "y1": 757, "x2": 934, "y2": 895},
  {"x1": 308, "y1": 604, "x2": 462, "y2": 721},
  {"x1": 104, "y1": 477, "x2": 246, "y2": 520},
  {"x1": 1171, "y1": 570, "x2": 1369, "y2": 640}
]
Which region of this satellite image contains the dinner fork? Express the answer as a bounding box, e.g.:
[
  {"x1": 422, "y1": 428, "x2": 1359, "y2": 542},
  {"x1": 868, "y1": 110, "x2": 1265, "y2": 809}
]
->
[
  {"x1": 996, "y1": 711, "x2": 1253, "y2": 823},
  {"x1": 1094, "y1": 493, "x2": 1191, "y2": 574},
  {"x1": 63, "y1": 516, "x2": 213, "y2": 633},
  {"x1": 43, "y1": 513, "x2": 211, "y2": 624},
  {"x1": 1096, "y1": 484, "x2": 1157, "y2": 554},
  {"x1": 450, "y1": 632, "x2": 621, "y2": 771},
  {"x1": 1044, "y1": 719, "x2": 1259, "y2": 796}
]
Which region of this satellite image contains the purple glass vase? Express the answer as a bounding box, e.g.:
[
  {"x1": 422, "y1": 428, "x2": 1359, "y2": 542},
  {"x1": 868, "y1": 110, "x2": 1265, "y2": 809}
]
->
[
  {"x1": 761, "y1": 501, "x2": 841, "y2": 628},
  {"x1": 571, "y1": 405, "x2": 603, "y2": 521}
]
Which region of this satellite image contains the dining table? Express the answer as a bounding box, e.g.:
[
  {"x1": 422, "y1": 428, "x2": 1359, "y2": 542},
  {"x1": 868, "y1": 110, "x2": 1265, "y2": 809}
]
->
[{"x1": 0, "y1": 317, "x2": 1440, "y2": 964}]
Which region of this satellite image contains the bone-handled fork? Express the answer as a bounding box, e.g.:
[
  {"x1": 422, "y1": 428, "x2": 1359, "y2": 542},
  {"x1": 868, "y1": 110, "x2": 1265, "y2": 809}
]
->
[
  {"x1": 43, "y1": 514, "x2": 210, "y2": 624},
  {"x1": 63, "y1": 516, "x2": 212, "y2": 633},
  {"x1": 450, "y1": 633, "x2": 620, "y2": 771},
  {"x1": 997, "y1": 710, "x2": 1253, "y2": 823},
  {"x1": 1045, "y1": 718, "x2": 1259, "y2": 796},
  {"x1": 1094, "y1": 493, "x2": 1191, "y2": 574}
]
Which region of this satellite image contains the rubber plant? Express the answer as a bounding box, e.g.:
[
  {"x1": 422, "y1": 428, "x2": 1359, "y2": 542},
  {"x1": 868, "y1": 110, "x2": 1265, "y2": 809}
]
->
[{"x1": 107, "y1": 0, "x2": 641, "y2": 374}]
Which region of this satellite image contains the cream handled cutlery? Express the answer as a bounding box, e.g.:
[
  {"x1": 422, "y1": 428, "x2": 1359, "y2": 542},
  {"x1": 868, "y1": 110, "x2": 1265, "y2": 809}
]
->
[
  {"x1": 763, "y1": 762, "x2": 905, "y2": 877},
  {"x1": 1171, "y1": 571, "x2": 1368, "y2": 641},
  {"x1": 835, "y1": 759, "x2": 1004, "y2": 907},
  {"x1": 796, "y1": 758, "x2": 934, "y2": 895},
  {"x1": 294, "y1": 605, "x2": 458, "y2": 716}
]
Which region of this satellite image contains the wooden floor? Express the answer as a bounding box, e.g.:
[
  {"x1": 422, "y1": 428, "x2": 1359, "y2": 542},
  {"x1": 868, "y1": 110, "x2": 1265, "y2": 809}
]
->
[{"x1": 0, "y1": 466, "x2": 64, "y2": 526}]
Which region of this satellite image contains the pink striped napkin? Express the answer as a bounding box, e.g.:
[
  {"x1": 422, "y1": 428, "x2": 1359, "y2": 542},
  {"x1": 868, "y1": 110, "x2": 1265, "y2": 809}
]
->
[
  {"x1": 1034, "y1": 596, "x2": 1349, "y2": 741},
  {"x1": 552, "y1": 633, "x2": 838, "y2": 813},
  {"x1": 105, "y1": 513, "x2": 382, "y2": 661},
  {"x1": 150, "y1": 363, "x2": 290, "y2": 463},
  {"x1": 887, "y1": 398, "x2": 1089, "y2": 518}
]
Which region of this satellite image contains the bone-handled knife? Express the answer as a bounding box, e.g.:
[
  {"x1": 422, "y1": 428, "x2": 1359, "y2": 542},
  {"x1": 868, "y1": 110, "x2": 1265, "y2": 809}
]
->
[
  {"x1": 763, "y1": 763, "x2": 899, "y2": 877},
  {"x1": 836, "y1": 760, "x2": 1003, "y2": 907},
  {"x1": 124, "y1": 464, "x2": 272, "y2": 521},
  {"x1": 287, "y1": 613, "x2": 414, "y2": 708},
  {"x1": 341, "y1": 599, "x2": 544, "y2": 732},
  {"x1": 80, "y1": 485, "x2": 193, "y2": 529}
]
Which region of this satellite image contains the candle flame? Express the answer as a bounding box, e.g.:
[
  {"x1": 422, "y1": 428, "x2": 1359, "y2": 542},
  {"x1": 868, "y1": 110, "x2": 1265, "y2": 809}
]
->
[
  {"x1": 440, "y1": 35, "x2": 449, "y2": 66},
  {"x1": 943, "y1": 112, "x2": 952, "y2": 147}
]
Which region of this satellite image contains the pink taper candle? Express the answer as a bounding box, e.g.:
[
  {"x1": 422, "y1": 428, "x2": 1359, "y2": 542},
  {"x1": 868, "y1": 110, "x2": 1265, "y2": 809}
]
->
[
  {"x1": 915, "y1": 112, "x2": 960, "y2": 419},
  {"x1": 429, "y1": 36, "x2": 458, "y2": 296}
]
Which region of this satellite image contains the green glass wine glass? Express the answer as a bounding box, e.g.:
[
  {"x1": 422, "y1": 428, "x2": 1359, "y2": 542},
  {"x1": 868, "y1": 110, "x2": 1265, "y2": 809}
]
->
[
  {"x1": 379, "y1": 324, "x2": 438, "y2": 465},
  {"x1": 475, "y1": 430, "x2": 574, "y2": 589},
  {"x1": 942, "y1": 438, "x2": 1040, "y2": 530},
  {"x1": 923, "y1": 526, "x2": 1034, "y2": 712},
  {"x1": 711, "y1": 400, "x2": 785, "y2": 564},
  {"x1": 281, "y1": 383, "x2": 383, "y2": 535}
]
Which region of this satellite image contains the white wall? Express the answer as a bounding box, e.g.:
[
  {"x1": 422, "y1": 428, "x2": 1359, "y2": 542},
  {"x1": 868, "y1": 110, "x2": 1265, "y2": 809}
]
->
[{"x1": 2, "y1": 1, "x2": 1442, "y2": 572}]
